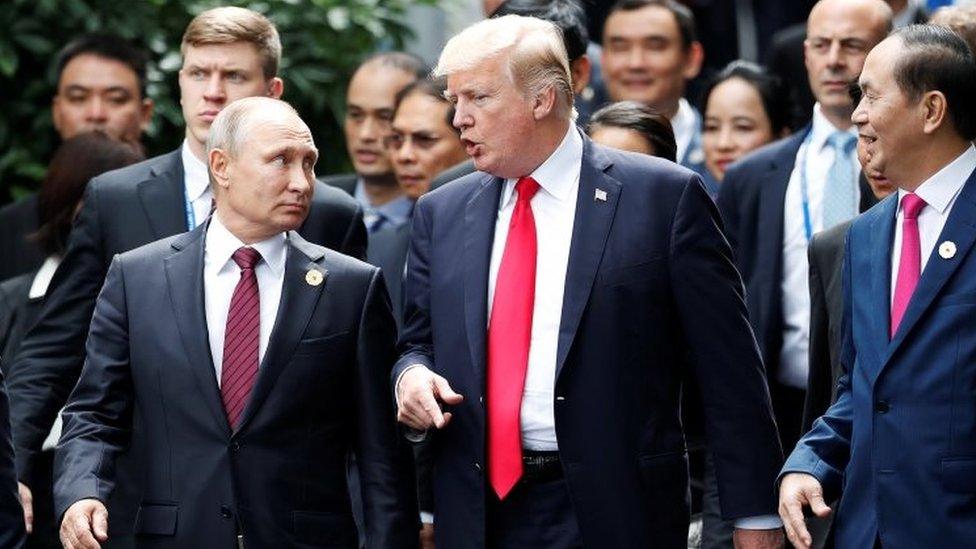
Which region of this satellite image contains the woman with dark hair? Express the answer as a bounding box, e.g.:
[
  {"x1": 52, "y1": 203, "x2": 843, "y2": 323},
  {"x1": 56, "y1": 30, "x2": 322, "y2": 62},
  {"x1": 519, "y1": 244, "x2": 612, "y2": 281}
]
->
[
  {"x1": 0, "y1": 131, "x2": 142, "y2": 548},
  {"x1": 587, "y1": 100, "x2": 677, "y2": 162},
  {"x1": 701, "y1": 60, "x2": 791, "y2": 185}
]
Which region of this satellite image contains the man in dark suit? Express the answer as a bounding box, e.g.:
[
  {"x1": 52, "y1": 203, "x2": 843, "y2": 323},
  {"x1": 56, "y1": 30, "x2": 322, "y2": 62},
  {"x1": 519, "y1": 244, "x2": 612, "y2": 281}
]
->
[
  {"x1": 0, "y1": 34, "x2": 153, "y2": 282},
  {"x1": 55, "y1": 98, "x2": 417, "y2": 548},
  {"x1": 717, "y1": 0, "x2": 891, "y2": 455},
  {"x1": 0, "y1": 370, "x2": 26, "y2": 548},
  {"x1": 7, "y1": 7, "x2": 366, "y2": 543},
  {"x1": 321, "y1": 53, "x2": 426, "y2": 233},
  {"x1": 780, "y1": 26, "x2": 976, "y2": 548},
  {"x1": 393, "y1": 15, "x2": 784, "y2": 548}
]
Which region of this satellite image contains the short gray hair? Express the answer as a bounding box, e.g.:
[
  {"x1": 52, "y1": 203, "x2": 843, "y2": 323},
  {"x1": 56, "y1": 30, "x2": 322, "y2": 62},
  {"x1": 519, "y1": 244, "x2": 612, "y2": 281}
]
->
[{"x1": 434, "y1": 15, "x2": 575, "y2": 120}]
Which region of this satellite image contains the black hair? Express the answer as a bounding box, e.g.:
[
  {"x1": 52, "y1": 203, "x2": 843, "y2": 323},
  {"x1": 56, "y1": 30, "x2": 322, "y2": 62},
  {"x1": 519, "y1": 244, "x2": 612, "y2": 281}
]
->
[
  {"x1": 55, "y1": 33, "x2": 149, "y2": 97},
  {"x1": 892, "y1": 24, "x2": 976, "y2": 140},
  {"x1": 358, "y1": 51, "x2": 428, "y2": 80},
  {"x1": 587, "y1": 100, "x2": 677, "y2": 162},
  {"x1": 492, "y1": 0, "x2": 589, "y2": 61},
  {"x1": 393, "y1": 77, "x2": 457, "y2": 134},
  {"x1": 700, "y1": 60, "x2": 791, "y2": 136},
  {"x1": 606, "y1": 0, "x2": 697, "y2": 49}
]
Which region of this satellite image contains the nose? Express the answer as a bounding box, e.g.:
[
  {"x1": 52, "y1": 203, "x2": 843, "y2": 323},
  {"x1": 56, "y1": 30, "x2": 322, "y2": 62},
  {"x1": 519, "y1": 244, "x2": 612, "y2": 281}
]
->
[
  {"x1": 453, "y1": 101, "x2": 473, "y2": 131},
  {"x1": 851, "y1": 96, "x2": 868, "y2": 127},
  {"x1": 288, "y1": 164, "x2": 312, "y2": 195},
  {"x1": 204, "y1": 73, "x2": 226, "y2": 102},
  {"x1": 626, "y1": 47, "x2": 646, "y2": 70},
  {"x1": 716, "y1": 125, "x2": 736, "y2": 152},
  {"x1": 397, "y1": 138, "x2": 418, "y2": 164},
  {"x1": 826, "y1": 41, "x2": 844, "y2": 69},
  {"x1": 358, "y1": 116, "x2": 381, "y2": 143},
  {"x1": 86, "y1": 97, "x2": 108, "y2": 123}
]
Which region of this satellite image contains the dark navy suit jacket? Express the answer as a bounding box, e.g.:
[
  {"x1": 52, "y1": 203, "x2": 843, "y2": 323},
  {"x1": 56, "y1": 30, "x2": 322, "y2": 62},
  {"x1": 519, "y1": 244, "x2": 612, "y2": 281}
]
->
[
  {"x1": 784, "y1": 167, "x2": 976, "y2": 547},
  {"x1": 0, "y1": 370, "x2": 25, "y2": 548},
  {"x1": 393, "y1": 135, "x2": 783, "y2": 548},
  {"x1": 54, "y1": 226, "x2": 417, "y2": 548}
]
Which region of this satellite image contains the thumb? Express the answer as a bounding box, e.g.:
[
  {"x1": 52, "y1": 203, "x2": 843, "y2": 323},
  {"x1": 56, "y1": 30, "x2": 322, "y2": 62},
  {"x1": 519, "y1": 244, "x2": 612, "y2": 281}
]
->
[
  {"x1": 808, "y1": 489, "x2": 832, "y2": 518},
  {"x1": 92, "y1": 503, "x2": 109, "y2": 541},
  {"x1": 433, "y1": 375, "x2": 463, "y2": 404}
]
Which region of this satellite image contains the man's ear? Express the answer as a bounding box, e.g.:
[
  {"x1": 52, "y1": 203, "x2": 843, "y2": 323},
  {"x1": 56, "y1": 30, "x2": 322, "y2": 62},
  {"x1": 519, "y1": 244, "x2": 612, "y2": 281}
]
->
[
  {"x1": 209, "y1": 148, "x2": 232, "y2": 192},
  {"x1": 570, "y1": 56, "x2": 592, "y2": 95},
  {"x1": 921, "y1": 90, "x2": 948, "y2": 135},
  {"x1": 532, "y1": 85, "x2": 558, "y2": 121},
  {"x1": 682, "y1": 41, "x2": 705, "y2": 80},
  {"x1": 268, "y1": 77, "x2": 284, "y2": 99}
]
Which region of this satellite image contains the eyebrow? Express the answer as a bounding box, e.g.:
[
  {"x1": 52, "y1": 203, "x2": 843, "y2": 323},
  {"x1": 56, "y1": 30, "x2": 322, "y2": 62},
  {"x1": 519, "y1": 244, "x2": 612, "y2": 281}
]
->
[{"x1": 63, "y1": 84, "x2": 133, "y2": 95}]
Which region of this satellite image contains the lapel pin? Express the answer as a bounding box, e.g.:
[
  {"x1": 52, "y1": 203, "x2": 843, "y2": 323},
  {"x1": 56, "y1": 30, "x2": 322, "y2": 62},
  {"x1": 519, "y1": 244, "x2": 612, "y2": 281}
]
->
[
  {"x1": 594, "y1": 188, "x2": 607, "y2": 202},
  {"x1": 939, "y1": 241, "x2": 957, "y2": 260},
  {"x1": 305, "y1": 269, "x2": 324, "y2": 286}
]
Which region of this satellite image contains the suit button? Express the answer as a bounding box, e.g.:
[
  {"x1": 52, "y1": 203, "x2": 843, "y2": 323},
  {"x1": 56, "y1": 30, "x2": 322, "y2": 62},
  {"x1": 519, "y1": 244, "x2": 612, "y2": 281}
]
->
[
  {"x1": 479, "y1": 396, "x2": 484, "y2": 405},
  {"x1": 231, "y1": 441, "x2": 241, "y2": 452},
  {"x1": 474, "y1": 462, "x2": 482, "y2": 473},
  {"x1": 874, "y1": 400, "x2": 890, "y2": 414},
  {"x1": 220, "y1": 505, "x2": 232, "y2": 519},
  {"x1": 555, "y1": 396, "x2": 566, "y2": 402}
]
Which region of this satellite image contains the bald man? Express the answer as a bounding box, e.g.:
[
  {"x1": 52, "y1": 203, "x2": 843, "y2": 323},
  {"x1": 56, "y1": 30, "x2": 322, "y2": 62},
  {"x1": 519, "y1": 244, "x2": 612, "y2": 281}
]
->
[{"x1": 55, "y1": 98, "x2": 418, "y2": 549}]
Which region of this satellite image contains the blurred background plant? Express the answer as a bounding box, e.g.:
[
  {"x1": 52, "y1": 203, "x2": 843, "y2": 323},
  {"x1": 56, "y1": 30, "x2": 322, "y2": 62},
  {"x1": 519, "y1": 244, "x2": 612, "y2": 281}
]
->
[{"x1": 0, "y1": 0, "x2": 438, "y2": 202}]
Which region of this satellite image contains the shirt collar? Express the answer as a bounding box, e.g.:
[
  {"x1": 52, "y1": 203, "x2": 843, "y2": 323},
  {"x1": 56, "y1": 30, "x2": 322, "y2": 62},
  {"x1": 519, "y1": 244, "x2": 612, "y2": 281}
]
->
[
  {"x1": 500, "y1": 125, "x2": 583, "y2": 208},
  {"x1": 28, "y1": 255, "x2": 62, "y2": 300},
  {"x1": 353, "y1": 177, "x2": 414, "y2": 226},
  {"x1": 809, "y1": 103, "x2": 858, "y2": 153},
  {"x1": 899, "y1": 145, "x2": 976, "y2": 216},
  {"x1": 181, "y1": 139, "x2": 211, "y2": 202},
  {"x1": 671, "y1": 98, "x2": 698, "y2": 159},
  {"x1": 206, "y1": 213, "x2": 288, "y2": 278}
]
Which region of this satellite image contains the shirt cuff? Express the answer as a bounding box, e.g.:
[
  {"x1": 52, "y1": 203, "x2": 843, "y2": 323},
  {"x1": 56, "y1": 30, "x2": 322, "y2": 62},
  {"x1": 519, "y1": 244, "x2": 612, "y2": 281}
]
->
[
  {"x1": 420, "y1": 511, "x2": 434, "y2": 524},
  {"x1": 733, "y1": 515, "x2": 783, "y2": 530}
]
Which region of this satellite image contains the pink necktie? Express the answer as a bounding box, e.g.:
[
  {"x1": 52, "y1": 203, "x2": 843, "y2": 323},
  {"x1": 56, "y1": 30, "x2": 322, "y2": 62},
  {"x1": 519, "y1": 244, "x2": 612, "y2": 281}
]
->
[
  {"x1": 222, "y1": 247, "x2": 262, "y2": 429},
  {"x1": 891, "y1": 193, "x2": 927, "y2": 338},
  {"x1": 487, "y1": 176, "x2": 540, "y2": 500}
]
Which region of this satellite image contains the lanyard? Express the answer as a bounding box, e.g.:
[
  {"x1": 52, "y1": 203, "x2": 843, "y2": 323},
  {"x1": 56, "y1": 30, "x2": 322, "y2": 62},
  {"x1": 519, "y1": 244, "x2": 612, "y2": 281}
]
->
[
  {"x1": 797, "y1": 132, "x2": 815, "y2": 242},
  {"x1": 184, "y1": 184, "x2": 197, "y2": 230}
]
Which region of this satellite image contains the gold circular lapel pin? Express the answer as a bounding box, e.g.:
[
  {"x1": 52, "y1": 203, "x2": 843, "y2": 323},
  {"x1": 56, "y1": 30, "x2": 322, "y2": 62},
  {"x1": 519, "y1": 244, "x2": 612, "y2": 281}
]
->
[
  {"x1": 939, "y1": 241, "x2": 957, "y2": 260},
  {"x1": 305, "y1": 269, "x2": 324, "y2": 286}
]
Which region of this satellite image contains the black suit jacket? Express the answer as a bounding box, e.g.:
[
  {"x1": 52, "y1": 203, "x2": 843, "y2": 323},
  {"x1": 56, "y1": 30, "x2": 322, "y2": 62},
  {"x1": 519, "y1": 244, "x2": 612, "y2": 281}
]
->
[
  {"x1": 54, "y1": 227, "x2": 417, "y2": 548},
  {"x1": 0, "y1": 273, "x2": 37, "y2": 374},
  {"x1": 0, "y1": 195, "x2": 44, "y2": 281},
  {"x1": 801, "y1": 219, "x2": 851, "y2": 434},
  {"x1": 0, "y1": 370, "x2": 25, "y2": 548},
  {"x1": 320, "y1": 173, "x2": 359, "y2": 197},
  {"x1": 393, "y1": 135, "x2": 782, "y2": 547},
  {"x1": 7, "y1": 148, "x2": 367, "y2": 538}
]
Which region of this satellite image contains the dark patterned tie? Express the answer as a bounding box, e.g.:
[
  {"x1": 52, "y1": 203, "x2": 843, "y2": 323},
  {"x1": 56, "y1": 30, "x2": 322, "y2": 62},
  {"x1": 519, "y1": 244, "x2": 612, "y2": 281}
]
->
[{"x1": 221, "y1": 247, "x2": 262, "y2": 429}]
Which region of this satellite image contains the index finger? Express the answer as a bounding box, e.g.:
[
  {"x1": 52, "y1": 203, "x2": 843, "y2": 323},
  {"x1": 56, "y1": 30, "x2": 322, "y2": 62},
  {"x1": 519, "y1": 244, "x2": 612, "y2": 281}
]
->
[
  {"x1": 420, "y1": 389, "x2": 446, "y2": 428},
  {"x1": 72, "y1": 512, "x2": 101, "y2": 549},
  {"x1": 784, "y1": 499, "x2": 811, "y2": 549}
]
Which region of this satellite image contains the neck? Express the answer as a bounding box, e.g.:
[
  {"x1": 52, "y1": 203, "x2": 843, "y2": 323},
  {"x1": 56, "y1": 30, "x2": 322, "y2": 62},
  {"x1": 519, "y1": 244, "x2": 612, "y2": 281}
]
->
[
  {"x1": 512, "y1": 119, "x2": 571, "y2": 179},
  {"x1": 890, "y1": 0, "x2": 908, "y2": 15},
  {"x1": 360, "y1": 173, "x2": 404, "y2": 206},
  {"x1": 897, "y1": 137, "x2": 971, "y2": 193},
  {"x1": 215, "y1": 209, "x2": 275, "y2": 245},
  {"x1": 820, "y1": 106, "x2": 854, "y2": 131},
  {"x1": 662, "y1": 98, "x2": 682, "y2": 120},
  {"x1": 186, "y1": 131, "x2": 207, "y2": 164}
]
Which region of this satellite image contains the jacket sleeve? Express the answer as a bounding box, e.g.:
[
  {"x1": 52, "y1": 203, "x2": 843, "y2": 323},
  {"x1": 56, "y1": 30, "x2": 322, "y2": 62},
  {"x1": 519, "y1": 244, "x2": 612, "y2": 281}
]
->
[
  {"x1": 53, "y1": 255, "x2": 134, "y2": 522},
  {"x1": 0, "y1": 372, "x2": 26, "y2": 548},
  {"x1": 7, "y1": 179, "x2": 111, "y2": 483},
  {"x1": 803, "y1": 234, "x2": 833, "y2": 434}
]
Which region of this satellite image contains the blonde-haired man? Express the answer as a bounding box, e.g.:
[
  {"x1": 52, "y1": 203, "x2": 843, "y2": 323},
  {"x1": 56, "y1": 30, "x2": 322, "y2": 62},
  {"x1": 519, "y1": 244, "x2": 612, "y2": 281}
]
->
[
  {"x1": 7, "y1": 7, "x2": 366, "y2": 545},
  {"x1": 394, "y1": 15, "x2": 785, "y2": 548}
]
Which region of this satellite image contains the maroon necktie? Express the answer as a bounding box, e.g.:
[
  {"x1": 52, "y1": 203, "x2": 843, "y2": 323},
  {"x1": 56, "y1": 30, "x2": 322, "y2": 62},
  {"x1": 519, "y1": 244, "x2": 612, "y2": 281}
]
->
[
  {"x1": 221, "y1": 247, "x2": 262, "y2": 429},
  {"x1": 487, "y1": 176, "x2": 540, "y2": 499}
]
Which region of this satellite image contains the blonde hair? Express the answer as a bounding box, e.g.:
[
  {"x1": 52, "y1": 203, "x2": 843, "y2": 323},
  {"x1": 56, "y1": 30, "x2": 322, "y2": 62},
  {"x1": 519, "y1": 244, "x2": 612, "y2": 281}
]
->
[
  {"x1": 181, "y1": 6, "x2": 281, "y2": 80},
  {"x1": 434, "y1": 15, "x2": 575, "y2": 119}
]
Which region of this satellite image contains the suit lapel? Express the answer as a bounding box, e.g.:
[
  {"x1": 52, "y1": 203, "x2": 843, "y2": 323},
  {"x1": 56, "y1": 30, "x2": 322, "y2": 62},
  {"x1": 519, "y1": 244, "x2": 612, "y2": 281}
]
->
[
  {"x1": 235, "y1": 233, "x2": 327, "y2": 432},
  {"x1": 463, "y1": 175, "x2": 503, "y2": 384},
  {"x1": 163, "y1": 224, "x2": 229, "y2": 436},
  {"x1": 138, "y1": 150, "x2": 188, "y2": 239},
  {"x1": 555, "y1": 140, "x2": 620, "y2": 381},
  {"x1": 884, "y1": 170, "x2": 976, "y2": 364},
  {"x1": 866, "y1": 195, "x2": 897, "y2": 366}
]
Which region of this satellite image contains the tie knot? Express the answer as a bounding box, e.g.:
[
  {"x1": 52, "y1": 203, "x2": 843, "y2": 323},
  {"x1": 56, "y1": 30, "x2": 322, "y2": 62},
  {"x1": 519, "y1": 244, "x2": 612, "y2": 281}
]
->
[
  {"x1": 515, "y1": 176, "x2": 541, "y2": 203},
  {"x1": 232, "y1": 247, "x2": 262, "y2": 270},
  {"x1": 827, "y1": 131, "x2": 857, "y2": 154},
  {"x1": 901, "y1": 193, "x2": 927, "y2": 220}
]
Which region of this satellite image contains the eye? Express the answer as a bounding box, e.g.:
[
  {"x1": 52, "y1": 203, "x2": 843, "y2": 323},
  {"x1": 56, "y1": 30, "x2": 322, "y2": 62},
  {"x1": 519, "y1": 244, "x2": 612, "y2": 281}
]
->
[
  {"x1": 272, "y1": 155, "x2": 287, "y2": 167},
  {"x1": 226, "y1": 72, "x2": 245, "y2": 83},
  {"x1": 188, "y1": 69, "x2": 205, "y2": 80}
]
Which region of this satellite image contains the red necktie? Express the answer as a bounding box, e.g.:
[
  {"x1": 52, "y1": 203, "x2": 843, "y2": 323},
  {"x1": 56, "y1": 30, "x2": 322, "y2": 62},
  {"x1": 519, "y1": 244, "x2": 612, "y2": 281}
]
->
[
  {"x1": 890, "y1": 193, "x2": 927, "y2": 338},
  {"x1": 487, "y1": 176, "x2": 540, "y2": 499},
  {"x1": 222, "y1": 247, "x2": 262, "y2": 429}
]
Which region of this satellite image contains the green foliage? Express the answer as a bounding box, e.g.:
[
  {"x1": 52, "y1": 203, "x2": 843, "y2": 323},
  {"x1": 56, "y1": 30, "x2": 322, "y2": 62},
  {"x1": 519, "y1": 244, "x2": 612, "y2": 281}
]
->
[{"x1": 0, "y1": 0, "x2": 436, "y2": 201}]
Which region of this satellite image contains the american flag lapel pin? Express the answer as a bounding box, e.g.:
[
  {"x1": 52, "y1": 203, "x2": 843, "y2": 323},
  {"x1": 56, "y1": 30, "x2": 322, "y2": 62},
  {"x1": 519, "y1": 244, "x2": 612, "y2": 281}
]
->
[{"x1": 594, "y1": 188, "x2": 607, "y2": 202}]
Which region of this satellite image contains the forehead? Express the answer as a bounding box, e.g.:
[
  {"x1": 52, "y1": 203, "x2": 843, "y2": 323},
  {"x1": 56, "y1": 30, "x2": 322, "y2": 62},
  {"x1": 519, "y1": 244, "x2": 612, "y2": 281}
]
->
[
  {"x1": 347, "y1": 65, "x2": 416, "y2": 105},
  {"x1": 604, "y1": 6, "x2": 680, "y2": 40},
  {"x1": 183, "y1": 41, "x2": 264, "y2": 69},
  {"x1": 808, "y1": 4, "x2": 884, "y2": 41},
  {"x1": 393, "y1": 94, "x2": 451, "y2": 130},
  {"x1": 706, "y1": 78, "x2": 764, "y2": 113},
  {"x1": 446, "y1": 54, "x2": 508, "y2": 93},
  {"x1": 59, "y1": 54, "x2": 140, "y2": 91},
  {"x1": 860, "y1": 37, "x2": 902, "y2": 85},
  {"x1": 244, "y1": 114, "x2": 315, "y2": 149}
]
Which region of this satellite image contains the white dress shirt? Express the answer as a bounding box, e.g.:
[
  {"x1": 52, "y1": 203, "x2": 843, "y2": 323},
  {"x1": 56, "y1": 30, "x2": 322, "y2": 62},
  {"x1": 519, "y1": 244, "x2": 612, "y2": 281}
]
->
[
  {"x1": 204, "y1": 214, "x2": 287, "y2": 384},
  {"x1": 487, "y1": 126, "x2": 582, "y2": 451},
  {"x1": 671, "y1": 98, "x2": 698, "y2": 165},
  {"x1": 181, "y1": 140, "x2": 214, "y2": 230},
  {"x1": 890, "y1": 146, "x2": 976, "y2": 303},
  {"x1": 779, "y1": 104, "x2": 860, "y2": 389}
]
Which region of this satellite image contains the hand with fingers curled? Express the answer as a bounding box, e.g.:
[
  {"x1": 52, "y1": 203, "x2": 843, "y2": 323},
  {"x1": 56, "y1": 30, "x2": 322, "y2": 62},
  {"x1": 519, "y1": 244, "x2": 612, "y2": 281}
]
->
[
  {"x1": 778, "y1": 473, "x2": 832, "y2": 549},
  {"x1": 396, "y1": 365, "x2": 463, "y2": 431},
  {"x1": 60, "y1": 498, "x2": 109, "y2": 549},
  {"x1": 18, "y1": 482, "x2": 33, "y2": 534}
]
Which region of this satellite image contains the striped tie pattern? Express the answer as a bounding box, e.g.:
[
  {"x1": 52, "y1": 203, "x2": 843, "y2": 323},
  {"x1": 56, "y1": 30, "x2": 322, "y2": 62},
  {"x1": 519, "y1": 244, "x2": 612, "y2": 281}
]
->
[{"x1": 221, "y1": 246, "x2": 262, "y2": 429}]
